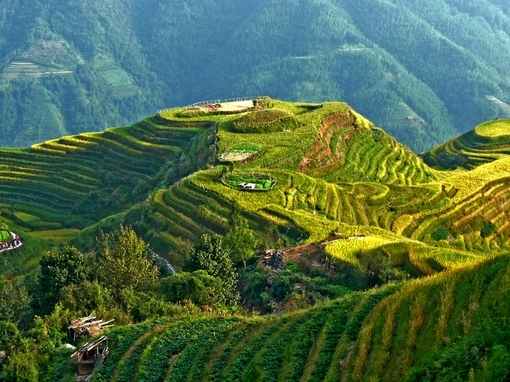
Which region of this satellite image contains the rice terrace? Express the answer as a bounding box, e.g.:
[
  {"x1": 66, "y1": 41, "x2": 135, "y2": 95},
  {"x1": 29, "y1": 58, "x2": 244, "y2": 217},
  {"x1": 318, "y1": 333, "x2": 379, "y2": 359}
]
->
[{"x1": 2, "y1": 97, "x2": 510, "y2": 381}]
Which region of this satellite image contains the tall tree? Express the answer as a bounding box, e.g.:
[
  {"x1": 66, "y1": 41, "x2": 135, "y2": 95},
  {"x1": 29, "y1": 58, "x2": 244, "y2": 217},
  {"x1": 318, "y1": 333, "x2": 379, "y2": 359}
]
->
[
  {"x1": 185, "y1": 234, "x2": 239, "y2": 306},
  {"x1": 38, "y1": 246, "x2": 88, "y2": 310},
  {"x1": 0, "y1": 275, "x2": 31, "y2": 326},
  {"x1": 223, "y1": 216, "x2": 258, "y2": 268},
  {"x1": 98, "y1": 225, "x2": 158, "y2": 297}
]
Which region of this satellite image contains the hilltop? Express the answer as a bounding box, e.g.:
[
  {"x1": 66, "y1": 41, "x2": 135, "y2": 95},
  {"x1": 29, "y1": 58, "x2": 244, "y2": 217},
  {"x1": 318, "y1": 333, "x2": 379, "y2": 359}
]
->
[{"x1": 2, "y1": 98, "x2": 510, "y2": 380}]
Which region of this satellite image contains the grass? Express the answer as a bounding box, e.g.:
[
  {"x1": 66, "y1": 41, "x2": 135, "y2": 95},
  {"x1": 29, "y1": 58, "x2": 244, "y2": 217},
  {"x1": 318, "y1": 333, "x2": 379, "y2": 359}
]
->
[
  {"x1": 324, "y1": 235, "x2": 400, "y2": 267},
  {"x1": 0, "y1": 230, "x2": 10, "y2": 241},
  {"x1": 474, "y1": 119, "x2": 510, "y2": 138}
]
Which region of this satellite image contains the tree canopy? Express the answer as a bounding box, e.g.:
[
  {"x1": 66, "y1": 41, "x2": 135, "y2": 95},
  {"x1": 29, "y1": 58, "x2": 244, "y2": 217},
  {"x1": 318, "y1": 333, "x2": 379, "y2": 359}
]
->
[
  {"x1": 185, "y1": 234, "x2": 239, "y2": 306},
  {"x1": 97, "y1": 225, "x2": 159, "y2": 296}
]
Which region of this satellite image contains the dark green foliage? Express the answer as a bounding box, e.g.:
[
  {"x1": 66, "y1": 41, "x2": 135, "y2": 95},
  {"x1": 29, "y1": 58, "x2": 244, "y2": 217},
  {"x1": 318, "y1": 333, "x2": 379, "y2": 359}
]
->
[
  {"x1": 283, "y1": 310, "x2": 329, "y2": 381},
  {"x1": 431, "y1": 227, "x2": 450, "y2": 241},
  {"x1": 358, "y1": 250, "x2": 408, "y2": 287},
  {"x1": 481, "y1": 223, "x2": 497, "y2": 238},
  {"x1": 97, "y1": 225, "x2": 158, "y2": 297},
  {"x1": 38, "y1": 246, "x2": 88, "y2": 309},
  {"x1": 222, "y1": 320, "x2": 287, "y2": 381},
  {"x1": 433, "y1": 150, "x2": 470, "y2": 169},
  {"x1": 4, "y1": 0, "x2": 510, "y2": 151},
  {"x1": 159, "y1": 270, "x2": 224, "y2": 306},
  {"x1": 185, "y1": 234, "x2": 239, "y2": 306},
  {"x1": 0, "y1": 276, "x2": 31, "y2": 326},
  {"x1": 1, "y1": 349, "x2": 40, "y2": 382},
  {"x1": 0, "y1": 321, "x2": 20, "y2": 352},
  {"x1": 309, "y1": 310, "x2": 348, "y2": 382},
  {"x1": 407, "y1": 332, "x2": 510, "y2": 382},
  {"x1": 58, "y1": 280, "x2": 113, "y2": 317},
  {"x1": 91, "y1": 320, "x2": 172, "y2": 381},
  {"x1": 223, "y1": 215, "x2": 258, "y2": 268}
]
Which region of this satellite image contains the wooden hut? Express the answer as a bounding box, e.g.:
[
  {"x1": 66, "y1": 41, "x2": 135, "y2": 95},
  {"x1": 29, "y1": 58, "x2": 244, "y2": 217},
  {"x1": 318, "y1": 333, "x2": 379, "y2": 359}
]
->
[
  {"x1": 70, "y1": 336, "x2": 109, "y2": 382},
  {"x1": 68, "y1": 315, "x2": 114, "y2": 341}
]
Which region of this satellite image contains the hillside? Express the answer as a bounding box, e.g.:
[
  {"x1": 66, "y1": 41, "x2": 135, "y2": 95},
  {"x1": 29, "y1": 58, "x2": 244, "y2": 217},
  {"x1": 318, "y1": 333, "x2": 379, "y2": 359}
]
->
[
  {"x1": 2, "y1": 99, "x2": 510, "y2": 381},
  {"x1": 422, "y1": 118, "x2": 510, "y2": 169},
  {"x1": 4, "y1": 1, "x2": 510, "y2": 151},
  {"x1": 53, "y1": 256, "x2": 508, "y2": 382}
]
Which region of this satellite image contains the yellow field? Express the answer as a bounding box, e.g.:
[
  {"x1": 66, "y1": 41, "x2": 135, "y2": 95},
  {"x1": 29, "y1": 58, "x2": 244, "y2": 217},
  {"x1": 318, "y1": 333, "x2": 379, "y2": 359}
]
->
[
  {"x1": 324, "y1": 234, "x2": 400, "y2": 266},
  {"x1": 474, "y1": 119, "x2": 510, "y2": 137}
]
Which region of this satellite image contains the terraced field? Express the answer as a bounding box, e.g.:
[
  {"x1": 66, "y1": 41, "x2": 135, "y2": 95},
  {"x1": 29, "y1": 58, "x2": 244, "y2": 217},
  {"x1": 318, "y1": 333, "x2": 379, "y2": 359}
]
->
[
  {"x1": 0, "y1": 116, "x2": 216, "y2": 233},
  {"x1": 2, "y1": 98, "x2": 509, "y2": 267},
  {"x1": 73, "y1": 284, "x2": 399, "y2": 382},
  {"x1": 8, "y1": 98, "x2": 510, "y2": 381},
  {"x1": 43, "y1": 255, "x2": 510, "y2": 382},
  {"x1": 141, "y1": 103, "x2": 510, "y2": 269},
  {"x1": 422, "y1": 119, "x2": 510, "y2": 170}
]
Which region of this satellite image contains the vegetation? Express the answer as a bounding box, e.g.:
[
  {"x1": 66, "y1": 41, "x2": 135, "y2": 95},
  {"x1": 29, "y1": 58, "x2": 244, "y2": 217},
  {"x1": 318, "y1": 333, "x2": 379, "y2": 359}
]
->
[
  {"x1": 2, "y1": 98, "x2": 510, "y2": 380},
  {"x1": 5, "y1": 1, "x2": 510, "y2": 152}
]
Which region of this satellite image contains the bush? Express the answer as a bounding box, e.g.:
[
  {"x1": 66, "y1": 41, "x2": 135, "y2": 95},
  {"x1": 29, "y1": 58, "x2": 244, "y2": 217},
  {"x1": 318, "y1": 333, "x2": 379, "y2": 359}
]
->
[
  {"x1": 432, "y1": 227, "x2": 450, "y2": 241},
  {"x1": 481, "y1": 223, "x2": 497, "y2": 238}
]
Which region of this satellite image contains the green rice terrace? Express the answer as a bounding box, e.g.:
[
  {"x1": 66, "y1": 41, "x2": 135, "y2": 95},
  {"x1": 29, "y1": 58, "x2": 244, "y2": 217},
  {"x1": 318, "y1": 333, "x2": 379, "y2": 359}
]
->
[
  {"x1": 3, "y1": 97, "x2": 510, "y2": 381},
  {"x1": 421, "y1": 118, "x2": 510, "y2": 170}
]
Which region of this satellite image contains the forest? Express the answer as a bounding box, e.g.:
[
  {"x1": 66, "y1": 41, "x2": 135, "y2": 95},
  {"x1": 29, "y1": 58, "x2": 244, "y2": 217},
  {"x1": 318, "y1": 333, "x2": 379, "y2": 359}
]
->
[{"x1": 1, "y1": 0, "x2": 510, "y2": 151}]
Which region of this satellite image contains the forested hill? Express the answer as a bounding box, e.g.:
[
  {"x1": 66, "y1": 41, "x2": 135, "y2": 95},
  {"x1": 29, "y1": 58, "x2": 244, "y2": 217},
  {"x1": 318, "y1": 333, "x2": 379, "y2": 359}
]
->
[{"x1": 2, "y1": 0, "x2": 510, "y2": 150}]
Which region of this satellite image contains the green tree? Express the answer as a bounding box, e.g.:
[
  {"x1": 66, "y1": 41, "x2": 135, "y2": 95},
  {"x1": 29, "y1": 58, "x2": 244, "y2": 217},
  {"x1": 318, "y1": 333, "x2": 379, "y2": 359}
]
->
[
  {"x1": 160, "y1": 270, "x2": 224, "y2": 306},
  {"x1": 38, "y1": 246, "x2": 89, "y2": 311},
  {"x1": 223, "y1": 216, "x2": 258, "y2": 268},
  {"x1": 59, "y1": 280, "x2": 114, "y2": 317},
  {"x1": 0, "y1": 275, "x2": 31, "y2": 326},
  {"x1": 98, "y1": 225, "x2": 158, "y2": 297},
  {"x1": 185, "y1": 234, "x2": 239, "y2": 306},
  {"x1": 0, "y1": 321, "x2": 19, "y2": 353},
  {"x1": 1, "y1": 348, "x2": 39, "y2": 382}
]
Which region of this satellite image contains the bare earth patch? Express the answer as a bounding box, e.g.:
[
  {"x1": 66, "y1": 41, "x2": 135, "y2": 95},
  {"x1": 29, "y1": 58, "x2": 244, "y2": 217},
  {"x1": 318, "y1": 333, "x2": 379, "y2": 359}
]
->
[{"x1": 197, "y1": 100, "x2": 254, "y2": 113}]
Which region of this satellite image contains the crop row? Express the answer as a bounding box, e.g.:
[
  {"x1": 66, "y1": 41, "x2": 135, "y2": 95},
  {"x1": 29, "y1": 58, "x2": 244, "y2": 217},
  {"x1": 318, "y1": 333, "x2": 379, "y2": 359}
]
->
[
  {"x1": 344, "y1": 256, "x2": 510, "y2": 381},
  {"x1": 405, "y1": 177, "x2": 510, "y2": 249},
  {"x1": 76, "y1": 284, "x2": 403, "y2": 382},
  {"x1": 0, "y1": 118, "x2": 212, "y2": 230},
  {"x1": 319, "y1": 128, "x2": 441, "y2": 186}
]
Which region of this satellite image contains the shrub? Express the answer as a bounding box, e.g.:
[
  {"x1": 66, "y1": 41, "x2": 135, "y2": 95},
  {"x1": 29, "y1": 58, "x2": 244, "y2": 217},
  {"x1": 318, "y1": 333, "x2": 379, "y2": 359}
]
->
[
  {"x1": 481, "y1": 223, "x2": 497, "y2": 238},
  {"x1": 432, "y1": 227, "x2": 450, "y2": 241}
]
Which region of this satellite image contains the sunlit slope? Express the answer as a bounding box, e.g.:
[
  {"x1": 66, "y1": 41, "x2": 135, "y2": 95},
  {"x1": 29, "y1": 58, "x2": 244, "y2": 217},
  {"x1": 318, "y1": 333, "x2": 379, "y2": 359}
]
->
[
  {"x1": 209, "y1": 101, "x2": 441, "y2": 185},
  {"x1": 342, "y1": 255, "x2": 510, "y2": 381},
  {"x1": 422, "y1": 119, "x2": 510, "y2": 170},
  {"x1": 0, "y1": 116, "x2": 215, "y2": 231},
  {"x1": 147, "y1": 159, "x2": 509, "y2": 260},
  {"x1": 146, "y1": 101, "x2": 510, "y2": 253}
]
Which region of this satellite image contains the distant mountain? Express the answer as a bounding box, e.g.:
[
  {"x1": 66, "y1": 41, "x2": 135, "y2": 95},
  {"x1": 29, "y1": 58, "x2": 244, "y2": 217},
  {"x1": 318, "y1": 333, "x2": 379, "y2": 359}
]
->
[{"x1": 2, "y1": 0, "x2": 510, "y2": 151}]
